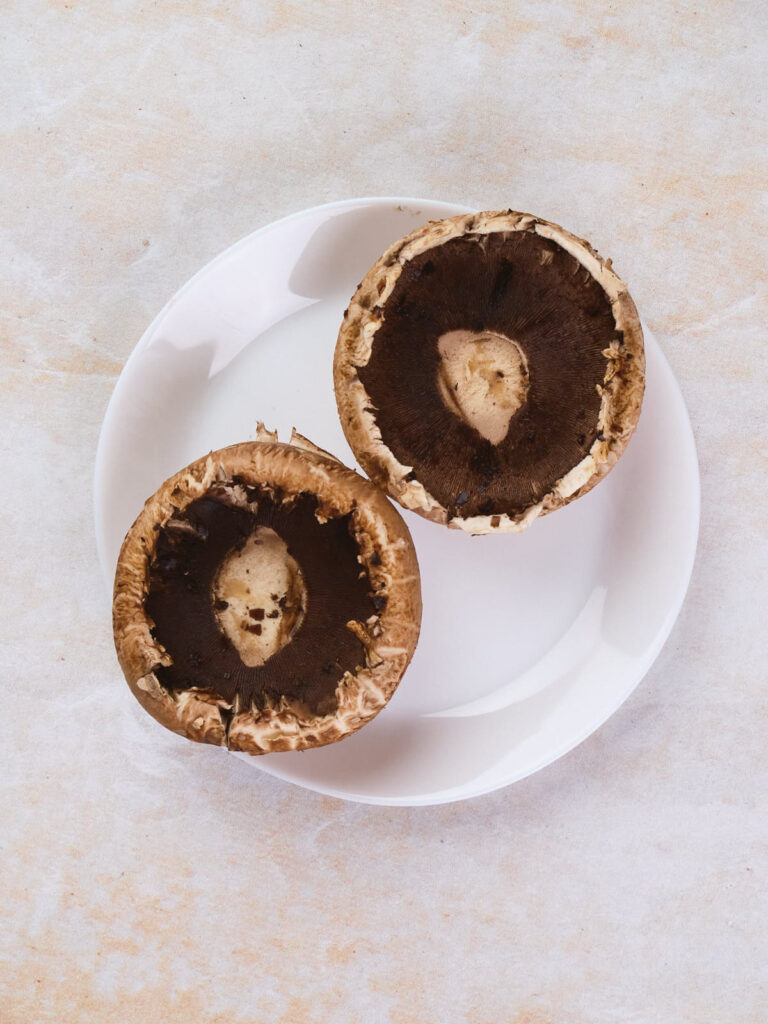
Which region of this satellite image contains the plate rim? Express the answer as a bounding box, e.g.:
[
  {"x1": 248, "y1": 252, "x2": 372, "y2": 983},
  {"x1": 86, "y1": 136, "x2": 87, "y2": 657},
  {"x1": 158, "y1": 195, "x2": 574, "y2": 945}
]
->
[{"x1": 94, "y1": 196, "x2": 700, "y2": 806}]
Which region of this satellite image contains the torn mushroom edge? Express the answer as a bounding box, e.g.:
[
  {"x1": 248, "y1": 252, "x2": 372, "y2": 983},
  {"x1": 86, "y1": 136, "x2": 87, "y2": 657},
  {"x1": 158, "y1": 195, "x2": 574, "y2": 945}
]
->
[
  {"x1": 112, "y1": 431, "x2": 422, "y2": 754},
  {"x1": 333, "y1": 209, "x2": 646, "y2": 535}
]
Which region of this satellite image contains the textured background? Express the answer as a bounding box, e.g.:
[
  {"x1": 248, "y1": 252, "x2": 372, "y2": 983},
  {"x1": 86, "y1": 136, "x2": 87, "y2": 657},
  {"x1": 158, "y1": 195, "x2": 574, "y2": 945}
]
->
[{"x1": 2, "y1": 2, "x2": 767, "y2": 1021}]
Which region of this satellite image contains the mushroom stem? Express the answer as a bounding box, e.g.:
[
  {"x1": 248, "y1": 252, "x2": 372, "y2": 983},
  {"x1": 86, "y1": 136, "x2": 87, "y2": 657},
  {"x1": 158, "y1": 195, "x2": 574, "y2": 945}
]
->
[
  {"x1": 436, "y1": 329, "x2": 530, "y2": 445},
  {"x1": 213, "y1": 526, "x2": 307, "y2": 667}
]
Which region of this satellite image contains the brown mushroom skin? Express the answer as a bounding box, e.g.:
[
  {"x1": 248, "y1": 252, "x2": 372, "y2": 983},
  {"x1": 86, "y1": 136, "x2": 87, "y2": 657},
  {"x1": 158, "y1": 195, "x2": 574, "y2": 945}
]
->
[
  {"x1": 333, "y1": 210, "x2": 645, "y2": 534},
  {"x1": 112, "y1": 435, "x2": 422, "y2": 753}
]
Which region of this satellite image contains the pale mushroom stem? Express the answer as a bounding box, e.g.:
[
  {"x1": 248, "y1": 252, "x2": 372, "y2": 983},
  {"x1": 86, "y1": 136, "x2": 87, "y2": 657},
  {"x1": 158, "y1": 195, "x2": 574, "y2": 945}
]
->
[{"x1": 436, "y1": 329, "x2": 530, "y2": 445}]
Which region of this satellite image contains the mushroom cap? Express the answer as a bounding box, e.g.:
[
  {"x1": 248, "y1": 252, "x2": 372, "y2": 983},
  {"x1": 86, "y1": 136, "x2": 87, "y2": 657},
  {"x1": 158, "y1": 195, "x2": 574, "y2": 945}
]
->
[
  {"x1": 112, "y1": 432, "x2": 422, "y2": 753},
  {"x1": 334, "y1": 210, "x2": 645, "y2": 534}
]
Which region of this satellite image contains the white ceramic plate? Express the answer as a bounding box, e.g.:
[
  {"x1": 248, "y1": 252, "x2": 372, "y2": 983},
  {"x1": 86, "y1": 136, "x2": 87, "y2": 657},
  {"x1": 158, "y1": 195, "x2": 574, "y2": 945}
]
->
[{"x1": 95, "y1": 197, "x2": 700, "y2": 806}]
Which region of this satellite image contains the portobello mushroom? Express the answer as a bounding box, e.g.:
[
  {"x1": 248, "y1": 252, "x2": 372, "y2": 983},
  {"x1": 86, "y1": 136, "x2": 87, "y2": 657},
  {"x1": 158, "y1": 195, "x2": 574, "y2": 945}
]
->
[
  {"x1": 112, "y1": 430, "x2": 422, "y2": 753},
  {"x1": 334, "y1": 210, "x2": 645, "y2": 534}
]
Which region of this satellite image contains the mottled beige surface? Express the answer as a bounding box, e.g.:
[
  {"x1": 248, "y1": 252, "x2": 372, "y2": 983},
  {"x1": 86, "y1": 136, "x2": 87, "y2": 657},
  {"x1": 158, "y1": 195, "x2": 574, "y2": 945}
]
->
[{"x1": 2, "y1": 2, "x2": 767, "y2": 1022}]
